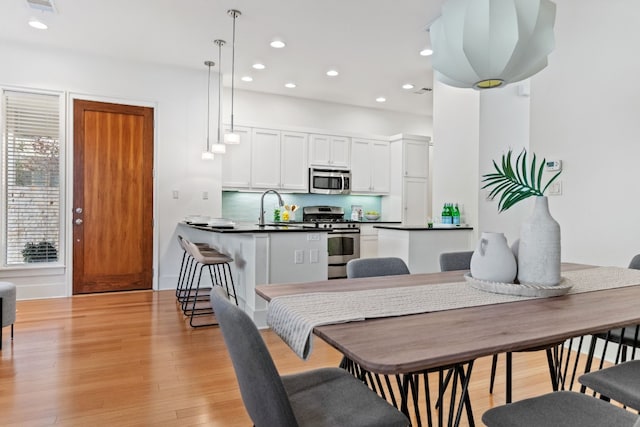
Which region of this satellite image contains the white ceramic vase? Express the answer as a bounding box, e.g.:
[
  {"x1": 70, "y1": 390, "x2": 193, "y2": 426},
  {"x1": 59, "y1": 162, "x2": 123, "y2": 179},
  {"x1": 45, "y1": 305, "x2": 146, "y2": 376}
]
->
[
  {"x1": 517, "y1": 196, "x2": 561, "y2": 286},
  {"x1": 470, "y1": 232, "x2": 517, "y2": 283}
]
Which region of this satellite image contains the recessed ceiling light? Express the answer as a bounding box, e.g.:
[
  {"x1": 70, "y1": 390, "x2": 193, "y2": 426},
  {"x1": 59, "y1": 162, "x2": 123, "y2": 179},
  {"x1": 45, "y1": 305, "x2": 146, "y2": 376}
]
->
[
  {"x1": 420, "y1": 48, "x2": 434, "y2": 56},
  {"x1": 252, "y1": 63, "x2": 266, "y2": 70},
  {"x1": 285, "y1": 83, "x2": 297, "y2": 88},
  {"x1": 326, "y1": 69, "x2": 339, "y2": 77},
  {"x1": 28, "y1": 18, "x2": 47, "y2": 30},
  {"x1": 402, "y1": 83, "x2": 415, "y2": 90},
  {"x1": 270, "y1": 40, "x2": 286, "y2": 49},
  {"x1": 241, "y1": 76, "x2": 253, "y2": 82},
  {"x1": 376, "y1": 97, "x2": 387, "y2": 103}
]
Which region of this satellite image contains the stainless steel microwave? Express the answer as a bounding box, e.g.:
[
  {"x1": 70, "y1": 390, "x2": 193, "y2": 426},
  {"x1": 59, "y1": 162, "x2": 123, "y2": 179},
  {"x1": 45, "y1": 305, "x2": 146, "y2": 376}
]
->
[{"x1": 309, "y1": 168, "x2": 351, "y2": 195}]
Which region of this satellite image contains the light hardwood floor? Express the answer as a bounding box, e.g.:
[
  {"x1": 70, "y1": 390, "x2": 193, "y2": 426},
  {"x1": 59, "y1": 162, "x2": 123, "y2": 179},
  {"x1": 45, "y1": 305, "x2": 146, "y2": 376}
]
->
[{"x1": 0, "y1": 290, "x2": 597, "y2": 426}]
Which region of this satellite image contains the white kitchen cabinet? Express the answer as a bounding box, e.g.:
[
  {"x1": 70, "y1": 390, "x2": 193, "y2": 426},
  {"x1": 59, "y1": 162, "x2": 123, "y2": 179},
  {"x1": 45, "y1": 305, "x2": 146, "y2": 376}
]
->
[
  {"x1": 381, "y1": 134, "x2": 430, "y2": 223},
  {"x1": 280, "y1": 131, "x2": 308, "y2": 192},
  {"x1": 403, "y1": 177, "x2": 428, "y2": 225},
  {"x1": 221, "y1": 126, "x2": 252, "y2": 189},
  {"x1": 251, "y1": 128, "x2": 281, "y2": 188},
  {"x1": 309, "y1": 134, "x2": 350, "y2": 169},
  {"x1": 351, "y1": 138, "x2": 389, "y2": 194},
  {"x1": 359, "y1": 224, "x2": 378, "y2": 258},
  {"x1": 404, "y1": 138, "x2": 429, "y2": 178}
]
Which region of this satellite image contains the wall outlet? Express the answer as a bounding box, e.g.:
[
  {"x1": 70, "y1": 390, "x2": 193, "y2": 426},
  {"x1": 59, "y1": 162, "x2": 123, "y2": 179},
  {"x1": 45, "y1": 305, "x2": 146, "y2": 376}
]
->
[
  {"x1": 172, "y1": 190, "x2": 179, "y2": 199},
  {"x1": 202, "y1": 191, "x2": 209, "y2": 200},
  {"x1": 294, "y1": 250, "x2": 304, "y2": 264},
  {"x1": 310, "y1": 249, "x2": 319, "y2": 263},
  {"x1": 548, "y1": 180, "x2": 563, "y2": 196},
  {"x1": 307, "y1": 233, "x2": 320, "y2": 241}
]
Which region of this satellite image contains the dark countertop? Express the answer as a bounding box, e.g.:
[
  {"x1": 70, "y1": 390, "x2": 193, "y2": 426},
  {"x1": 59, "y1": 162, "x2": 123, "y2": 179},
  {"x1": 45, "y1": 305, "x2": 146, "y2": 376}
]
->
[
  {"x1": 374, "y1": 224, "x2": 474, "y2": 231},
  {"x1": 180, "y1": 222, "x2": 332, "y2": 234}
]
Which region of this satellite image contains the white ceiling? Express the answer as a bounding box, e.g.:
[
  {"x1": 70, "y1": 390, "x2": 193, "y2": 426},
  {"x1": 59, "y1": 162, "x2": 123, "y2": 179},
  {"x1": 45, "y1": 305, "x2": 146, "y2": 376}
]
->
[{"x1": 0, "y1": 0, "x2": 444, "y2": 116}]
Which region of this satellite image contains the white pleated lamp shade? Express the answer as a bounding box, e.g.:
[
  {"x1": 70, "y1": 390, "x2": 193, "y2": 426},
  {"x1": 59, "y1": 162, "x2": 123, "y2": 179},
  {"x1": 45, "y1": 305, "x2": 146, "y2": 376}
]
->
[{"x1": 430, "y1": 0, "x2": 556, "y2": 90}]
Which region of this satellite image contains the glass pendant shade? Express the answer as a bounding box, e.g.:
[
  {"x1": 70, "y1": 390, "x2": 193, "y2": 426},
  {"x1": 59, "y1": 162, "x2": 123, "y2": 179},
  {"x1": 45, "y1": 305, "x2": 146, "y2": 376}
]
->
[
  {"x1": 430, "y1": 0, "x2": 556, "y2": 90},
  {"x1": 224, "y1": 132, "x2": 240, "y2": 144},
  {"x1": 201, "y1": 150, "x2": 215, "y2": 160},
  {"x1": 211, "y1": 143, "x2": 226, "y2": 154}
]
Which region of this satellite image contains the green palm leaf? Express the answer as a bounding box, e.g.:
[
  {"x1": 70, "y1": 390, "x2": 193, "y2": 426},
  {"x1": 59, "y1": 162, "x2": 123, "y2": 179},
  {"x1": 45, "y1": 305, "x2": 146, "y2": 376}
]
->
[{"x1": 481, "y1": 149, "x2": 562, "y2": 212}]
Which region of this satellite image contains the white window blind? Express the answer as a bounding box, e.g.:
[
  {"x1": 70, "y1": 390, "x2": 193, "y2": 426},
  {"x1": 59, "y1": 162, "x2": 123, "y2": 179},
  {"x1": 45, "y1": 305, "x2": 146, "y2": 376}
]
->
[{"x1": 2, "y1": 90, "x2": 61, "y2": 265}]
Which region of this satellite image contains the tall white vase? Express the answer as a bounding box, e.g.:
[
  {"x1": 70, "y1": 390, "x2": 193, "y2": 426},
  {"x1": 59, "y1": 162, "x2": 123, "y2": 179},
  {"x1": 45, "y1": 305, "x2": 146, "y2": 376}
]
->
[
  {"x1": 517, "y1": 196, "x2": 561, "y2": 286},
  {"x1": 470, "y1": 232, "x2": 517, "y2": 283}
]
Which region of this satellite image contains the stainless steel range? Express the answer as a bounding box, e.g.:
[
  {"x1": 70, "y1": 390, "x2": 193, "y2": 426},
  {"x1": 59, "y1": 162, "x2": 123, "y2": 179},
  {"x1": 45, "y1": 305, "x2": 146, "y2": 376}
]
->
[{"x1": 302, "y1": 206, "x2": 360, "y2": 279}]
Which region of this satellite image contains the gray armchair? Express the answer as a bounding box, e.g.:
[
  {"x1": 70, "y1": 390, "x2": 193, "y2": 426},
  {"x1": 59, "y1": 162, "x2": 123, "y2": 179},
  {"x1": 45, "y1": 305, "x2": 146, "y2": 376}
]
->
[{"x1": 210, "y1": 287, "x2": 410, "y2": 427}]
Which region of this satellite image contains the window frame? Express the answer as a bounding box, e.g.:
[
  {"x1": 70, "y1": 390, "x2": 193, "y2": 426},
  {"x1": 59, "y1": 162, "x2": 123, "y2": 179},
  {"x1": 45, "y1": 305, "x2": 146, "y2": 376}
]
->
[{"x1": 0, "y1": 87, "x2": 66, "y2": 270}]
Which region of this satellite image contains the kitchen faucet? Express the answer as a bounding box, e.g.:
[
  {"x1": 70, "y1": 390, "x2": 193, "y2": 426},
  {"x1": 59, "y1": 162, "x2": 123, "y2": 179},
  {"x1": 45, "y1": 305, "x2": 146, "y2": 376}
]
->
[{"x1": 259, "y1": 189, "x2": 284, "y2": 226}]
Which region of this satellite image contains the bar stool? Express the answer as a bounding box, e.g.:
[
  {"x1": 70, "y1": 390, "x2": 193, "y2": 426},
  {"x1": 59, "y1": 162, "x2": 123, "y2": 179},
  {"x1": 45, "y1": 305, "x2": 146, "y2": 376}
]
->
[
  {"x1": 0, "y1": 281, "x2": 17, "y2": 350},
  {"x1": 175, "y1": 235, "x2": 220, "y2": 303},
  {"x1": 182, "y1": 239, "x2": 237, "y2": 327}
]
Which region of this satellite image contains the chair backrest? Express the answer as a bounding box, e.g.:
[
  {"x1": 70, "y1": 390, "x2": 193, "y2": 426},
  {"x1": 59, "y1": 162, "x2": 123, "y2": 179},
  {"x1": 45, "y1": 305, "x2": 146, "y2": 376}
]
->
[
  {"x1": 439, "y1": 251, "x2": 474, "y2": 272},
  {"x1": 629, "y1": 254, "x2": 640, "y2": 270},
  {"x1": 210, "y1": 287, "x2": 299, "y2": 427},
  {"x1": 346, "y1": 257, "x2": 410, "y2": 278}
]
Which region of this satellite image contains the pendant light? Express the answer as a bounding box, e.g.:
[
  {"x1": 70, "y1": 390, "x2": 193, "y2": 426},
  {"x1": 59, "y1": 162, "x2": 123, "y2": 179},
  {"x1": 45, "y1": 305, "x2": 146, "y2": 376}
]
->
[
  {"x1": 224, "y1": 9, "x2": 241, "y2": 144},
  {"x1": 430, "y1": 0, "x2": 556, "y2": 90},
  {"x1": 211, "y1": 39, "x2": 227, "y2": 154},
  {"x1": 201, "y1": 60, "x2": 215, "y2": 160}
]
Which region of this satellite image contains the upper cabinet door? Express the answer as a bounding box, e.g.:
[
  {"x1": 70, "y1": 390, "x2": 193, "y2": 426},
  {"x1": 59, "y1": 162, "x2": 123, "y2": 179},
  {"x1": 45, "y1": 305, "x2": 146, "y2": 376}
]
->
[
  {"x1": 404, "y1": 139, "x2": 429, "y2": 178},
  {"x1": 222, "y1": 126, "x2": 252, "y2": 188},
  {"x1": 329, "y1": 136, "x2": 350, "y2": 168},
  {"x1": 351, "y1": 138, "x2": 389, "y2": 194},
  {"x1": 309, "y1": 134, "x2": 350, "y2": 169},
  {"x1": 280, "y1": 131, "x2": 308, "y2": 192},
  {"x1": 350, "y1": 138, "x2": 373, "y2": 192},
  {"x1": 370, "y1": 140, "x2": 390, "y2": 193},
  {"x1": 251, "y1": 128, "x2": 281, "y2": 188}
]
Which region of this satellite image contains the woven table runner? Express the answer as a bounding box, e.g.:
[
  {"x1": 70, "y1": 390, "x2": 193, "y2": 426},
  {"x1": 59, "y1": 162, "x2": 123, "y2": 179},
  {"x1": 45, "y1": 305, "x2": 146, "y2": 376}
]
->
[{"x1": 267, "y1": 266, "x2": 640, "y2": 359}]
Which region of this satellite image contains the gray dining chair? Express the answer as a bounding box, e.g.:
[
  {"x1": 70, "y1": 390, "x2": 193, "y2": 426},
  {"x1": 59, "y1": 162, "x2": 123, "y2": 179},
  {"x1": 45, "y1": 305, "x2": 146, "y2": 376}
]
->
[
  {"x1": 346, "y1": 257, "x2": 410, "y2": 278},
  {"x1": 580, "y1": 254, "x2": 640, "y2": 382},
  {"x1": 210, "y1": 287, "x2": 410, "y2": 427},
  {"x1": 482, "y1": 391, "x2": 639, "y2": 427},
  {"x1": 438, "y1": 251, "x2": 473, "y2": 272},
  {"x1": 579, "y1": 359, "x2": 640, "y2": 411}
]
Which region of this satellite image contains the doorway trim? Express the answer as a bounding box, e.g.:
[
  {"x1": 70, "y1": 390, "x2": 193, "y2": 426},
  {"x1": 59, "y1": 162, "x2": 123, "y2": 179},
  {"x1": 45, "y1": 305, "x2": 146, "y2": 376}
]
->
[{"x1": 66, "y1": 92, "x2": 159, "y2": 295}]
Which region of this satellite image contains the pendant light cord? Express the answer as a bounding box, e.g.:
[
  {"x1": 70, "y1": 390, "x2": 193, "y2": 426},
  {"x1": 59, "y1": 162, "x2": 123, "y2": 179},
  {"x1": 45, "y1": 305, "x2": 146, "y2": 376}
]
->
[
  {"x1": 206, "y1": 62, "x2": 212, "y2": 151},
  {"x1": 230, "y1": 12, "x2": 236, "y2": 133},
  {"x1": 216, "y1": 40, "x2": 224, "y2": 144}
]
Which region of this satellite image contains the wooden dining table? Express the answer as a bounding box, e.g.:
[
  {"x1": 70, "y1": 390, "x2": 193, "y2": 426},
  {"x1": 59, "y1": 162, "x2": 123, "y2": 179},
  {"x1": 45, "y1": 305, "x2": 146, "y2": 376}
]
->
[{"x1": 256, "y1": 263, "x2": 640, "y2": 426}]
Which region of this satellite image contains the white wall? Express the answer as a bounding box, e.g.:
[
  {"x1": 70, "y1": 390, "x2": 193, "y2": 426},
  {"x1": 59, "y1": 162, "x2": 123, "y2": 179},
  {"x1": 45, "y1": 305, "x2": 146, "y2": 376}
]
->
[
  {"x1": 432, "y1": 80, "x2": 480, "y2": 234},
  {"x1": 478, "y1": 83, "x2": 531, "y2": 245},
  {"x1": 0, "y1": 41, "x2": 223, "y2": 298},
  {"x1": 0, "y1": 41, "x2": 431, "y2": 297},
  {"x1": 231, "y1": 89, "x2": 432, "y2": 137},
  {"x1": 530, "y1": 0, "x2": 640, "y2": 267}
]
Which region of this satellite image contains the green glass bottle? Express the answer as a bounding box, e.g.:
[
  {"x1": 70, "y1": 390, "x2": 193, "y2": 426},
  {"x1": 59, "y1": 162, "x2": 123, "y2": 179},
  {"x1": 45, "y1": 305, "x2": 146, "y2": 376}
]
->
[{"x1": 452, "y1": 203, "x2": 461, "y2": 225}]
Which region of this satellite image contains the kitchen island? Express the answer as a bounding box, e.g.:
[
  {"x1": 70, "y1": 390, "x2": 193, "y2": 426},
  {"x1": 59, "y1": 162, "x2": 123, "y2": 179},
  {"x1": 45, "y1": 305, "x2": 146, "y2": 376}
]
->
[
  {"x1": 179, "y1": 222, "x2": 330, "y2": 327},
  {"x1": 375, "y1": 224, "x2": 474, "y2": 274}
]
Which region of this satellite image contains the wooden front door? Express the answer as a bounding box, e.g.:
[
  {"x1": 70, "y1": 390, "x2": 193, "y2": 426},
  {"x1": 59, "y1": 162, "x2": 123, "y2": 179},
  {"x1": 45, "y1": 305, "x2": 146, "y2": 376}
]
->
[{"x1": 73, "y1": 100, "x2": 154, "y2": 294}]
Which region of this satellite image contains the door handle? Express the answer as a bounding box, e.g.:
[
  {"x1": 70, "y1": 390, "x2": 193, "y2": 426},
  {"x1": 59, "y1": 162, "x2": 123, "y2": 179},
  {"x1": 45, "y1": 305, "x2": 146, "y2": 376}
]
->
[
  {"x1": 75, "y1": 218, "x2": 83, "y2": 225},
  {"x1": 75, "y1": 207, "x2": 83, "y2": 214}
]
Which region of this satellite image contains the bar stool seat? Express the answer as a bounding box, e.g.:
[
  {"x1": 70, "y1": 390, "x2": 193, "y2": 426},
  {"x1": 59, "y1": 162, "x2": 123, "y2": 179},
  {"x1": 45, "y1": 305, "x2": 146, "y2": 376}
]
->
[
  {"x1": 181, "y1": 239, "x2": 237, "y2": 327},
  {"x1": 0, "y1": 281, "x2": 17, "y2": 350}
]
